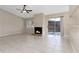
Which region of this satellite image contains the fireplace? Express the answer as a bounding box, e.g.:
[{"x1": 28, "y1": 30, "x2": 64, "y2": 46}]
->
[{"x1": 34, "y1": 27, "x2": 42, "y2": 34}]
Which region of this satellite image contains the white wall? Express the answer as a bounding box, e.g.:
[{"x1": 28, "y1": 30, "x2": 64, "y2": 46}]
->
[
  {"x1": 24, "y1": 18, "x2": 33, "y2": 34},
  {"x1": 33, "y1": 13, "x2": 44, "y2": 27},
  {"x1": 68, "y1": 6, "x2": 79, "y2": 52},
  {"x1": 0, "y1": 9, "x2": 24, "y2": 37}
]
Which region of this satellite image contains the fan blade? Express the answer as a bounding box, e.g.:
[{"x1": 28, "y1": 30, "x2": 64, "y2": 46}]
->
[
  {"x1": 21, "y1": 5, "x2": 26, "y2": 13},
  {"x1": 23, "y1": 5, "x2": 26, "y2": 10},
  {"x1": 27, "y1": 11, "x2": 29, "y2": 13},
  {"x1": 27, "y1": 10, "x2": 32, "y2": 11}
]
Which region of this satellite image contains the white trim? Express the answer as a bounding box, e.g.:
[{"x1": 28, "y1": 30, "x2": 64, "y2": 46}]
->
[
  {"x1": 0, "y1": 30, "x2": 23, "y2": 38},
  {"x1": 70, "y1": 6, "x2": 79, "y2": 17},
  {"x1": 69, "y1": 38, "x2": 77, "y2": 52}
]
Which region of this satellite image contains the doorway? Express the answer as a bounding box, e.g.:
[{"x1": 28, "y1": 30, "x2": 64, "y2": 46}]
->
[{"x1": 48, "y1": 17, "x2": 61, "y2": 40}]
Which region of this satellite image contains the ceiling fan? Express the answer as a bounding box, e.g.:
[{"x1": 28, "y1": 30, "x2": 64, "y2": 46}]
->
[{"x1": 16, "y1": 5, "x2": 32, "y2": 13}]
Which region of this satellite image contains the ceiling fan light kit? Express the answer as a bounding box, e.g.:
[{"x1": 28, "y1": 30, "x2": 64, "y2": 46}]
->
[
  {"x1": 16, "y1": 5, "x2": 32, "y2": 14},
  {"x1": 21, "y1": 10, "x2": 26, "y2": 13}
]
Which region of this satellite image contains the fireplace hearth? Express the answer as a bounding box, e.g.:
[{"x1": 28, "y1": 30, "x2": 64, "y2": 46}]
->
[{"x1": 34, "y1": 27, "x2": 42, "y2": 34}]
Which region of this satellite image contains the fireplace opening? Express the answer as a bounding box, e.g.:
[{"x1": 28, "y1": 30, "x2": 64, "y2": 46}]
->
[{"x1": 34, "y1": 27, "x2": 42, "y2": 34}]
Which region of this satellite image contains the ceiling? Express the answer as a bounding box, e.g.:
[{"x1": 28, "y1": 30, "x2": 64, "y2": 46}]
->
[{"x1": 0, "y1": 5, "x2": 69, "y2": 18}]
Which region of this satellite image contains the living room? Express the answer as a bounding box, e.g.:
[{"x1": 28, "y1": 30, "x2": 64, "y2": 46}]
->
[{"x1": 0, "y1": 5, "x2": 79, "y2": 53}]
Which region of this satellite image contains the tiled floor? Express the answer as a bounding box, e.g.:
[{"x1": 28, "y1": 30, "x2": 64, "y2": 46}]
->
[{"x1": 0, "y1": 33, "x2": 73, "y2": 53}]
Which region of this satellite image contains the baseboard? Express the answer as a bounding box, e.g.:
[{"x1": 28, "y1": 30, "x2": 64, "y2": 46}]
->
[
  {"x1": 63, "y1": 35, "x2": 77, "y2": 52},
  {"x1": 69, "y1": 38, "x2": 77, "y2": 53},
  {"x1": 0, "y1": 31, "x2": 23, "y2": 38},
  {"x1": 63, "y1": 35, "x2": 70, "y2": 40}
]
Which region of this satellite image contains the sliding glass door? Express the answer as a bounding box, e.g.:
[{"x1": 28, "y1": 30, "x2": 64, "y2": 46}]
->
[{"x1": 48, "y1": 17, "x2": 61, "y2": 34}]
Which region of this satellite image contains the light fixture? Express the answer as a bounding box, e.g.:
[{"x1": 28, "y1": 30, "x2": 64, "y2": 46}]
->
[
  {"x1": 16, "y1": 5, "x2": 32, "y2": 14},
  {"x1": 23, "y1": 10, "x2": 26, "y2": 13}
]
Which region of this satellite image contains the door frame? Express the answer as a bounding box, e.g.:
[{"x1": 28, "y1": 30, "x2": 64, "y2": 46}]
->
[{"x1": 47, "y1": 16, "x2": 64, "y2": 40}]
